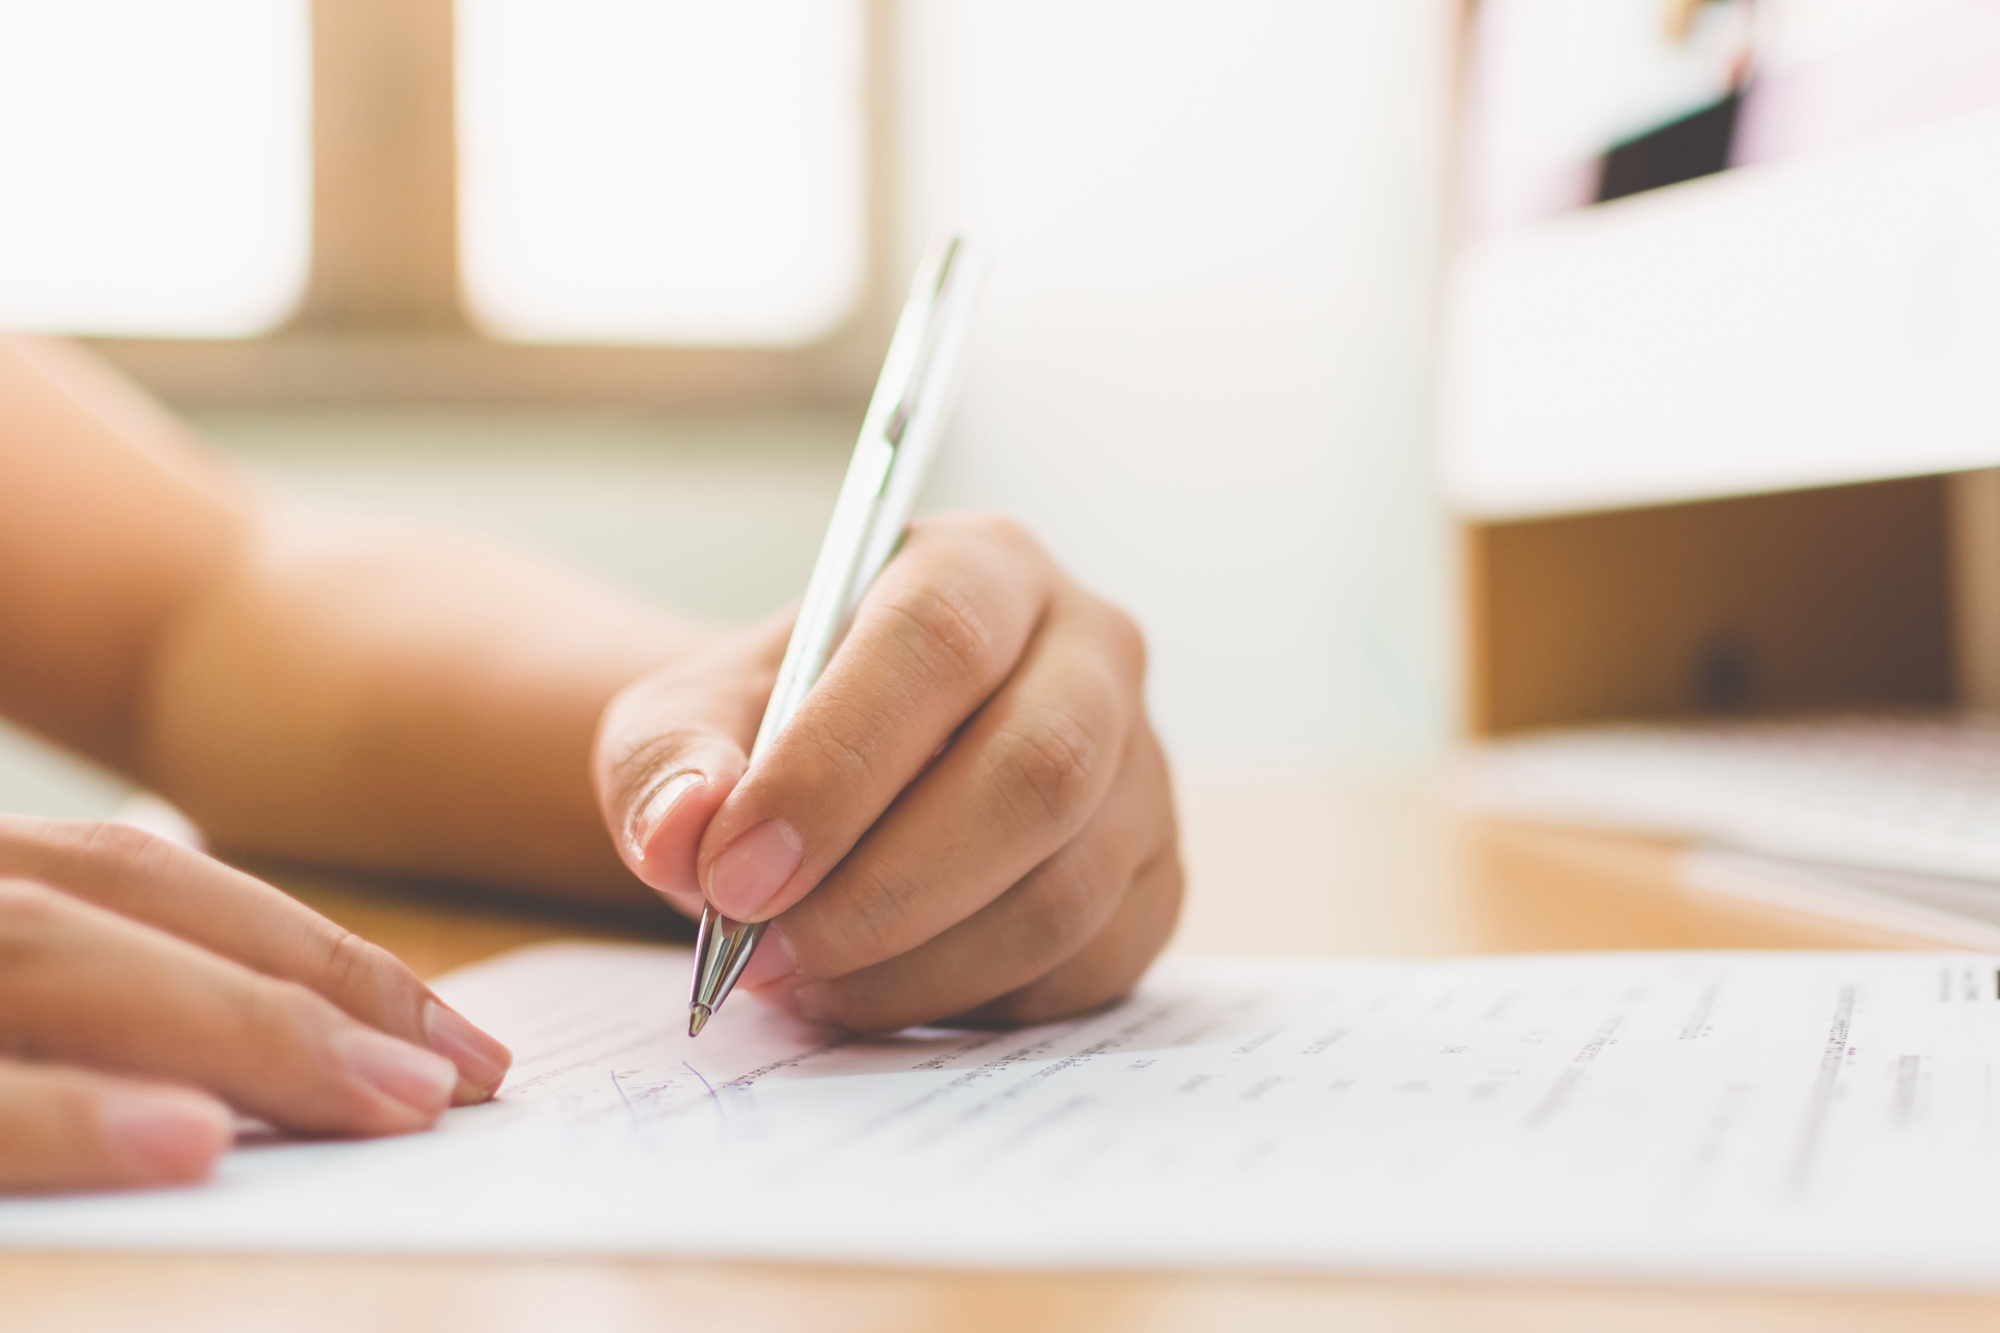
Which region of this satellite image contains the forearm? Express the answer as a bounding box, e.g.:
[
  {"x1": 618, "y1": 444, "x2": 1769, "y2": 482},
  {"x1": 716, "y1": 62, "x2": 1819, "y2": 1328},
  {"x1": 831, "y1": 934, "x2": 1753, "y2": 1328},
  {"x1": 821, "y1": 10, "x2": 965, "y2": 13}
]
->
[
  {"x1": 0, "y1": 333, "x2": 713, "y2": 907},
  {"x1": 0, "y1": 336, "x2": 247, "y2": 771},
  {"x1": 139, "y1": 516, "x2": 714, "y2": 907}
]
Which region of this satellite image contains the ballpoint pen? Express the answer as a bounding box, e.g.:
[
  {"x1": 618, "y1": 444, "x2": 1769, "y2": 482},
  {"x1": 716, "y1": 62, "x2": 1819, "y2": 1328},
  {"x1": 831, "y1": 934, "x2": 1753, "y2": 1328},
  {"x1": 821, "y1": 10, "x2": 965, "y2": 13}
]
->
[{"x1": 687, "y1": 236, "x2": 988, "y2": 1037}]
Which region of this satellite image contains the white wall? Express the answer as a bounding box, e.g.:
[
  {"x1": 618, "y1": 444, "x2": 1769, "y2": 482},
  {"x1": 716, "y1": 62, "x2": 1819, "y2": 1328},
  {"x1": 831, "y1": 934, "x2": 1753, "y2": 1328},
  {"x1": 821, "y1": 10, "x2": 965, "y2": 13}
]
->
[{"x1": 900, "y1": 1, "x2": 1458, "y2": 771}]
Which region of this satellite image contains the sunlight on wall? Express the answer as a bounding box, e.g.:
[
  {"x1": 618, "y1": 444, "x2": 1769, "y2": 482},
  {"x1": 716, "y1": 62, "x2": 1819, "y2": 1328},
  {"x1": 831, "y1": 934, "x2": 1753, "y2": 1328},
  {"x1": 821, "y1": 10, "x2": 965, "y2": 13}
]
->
[
  {"x1": 0, "y1": 0, "x2": 309, "y2": 337},
  {"x1": 457, "y1": 0, "x2": 865, "y2": 346}
]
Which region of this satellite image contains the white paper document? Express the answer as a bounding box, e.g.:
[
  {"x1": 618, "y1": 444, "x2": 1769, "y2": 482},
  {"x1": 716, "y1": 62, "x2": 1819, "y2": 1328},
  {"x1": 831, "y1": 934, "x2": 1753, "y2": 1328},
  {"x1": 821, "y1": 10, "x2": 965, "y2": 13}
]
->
[{"x1": 7, "y1": 942, "x2": 2000, "y2": 1286}]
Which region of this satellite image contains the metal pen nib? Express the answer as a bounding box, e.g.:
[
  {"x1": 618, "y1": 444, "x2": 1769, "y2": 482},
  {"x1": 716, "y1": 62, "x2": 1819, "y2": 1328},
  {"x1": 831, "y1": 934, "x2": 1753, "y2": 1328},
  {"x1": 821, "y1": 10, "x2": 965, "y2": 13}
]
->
[
  {"x1": 686, "y1": 906, "x2": 765, "y2": 1037},
  {"x1": 682, "y1": 238, "x2": 983, "y2": 1041}
]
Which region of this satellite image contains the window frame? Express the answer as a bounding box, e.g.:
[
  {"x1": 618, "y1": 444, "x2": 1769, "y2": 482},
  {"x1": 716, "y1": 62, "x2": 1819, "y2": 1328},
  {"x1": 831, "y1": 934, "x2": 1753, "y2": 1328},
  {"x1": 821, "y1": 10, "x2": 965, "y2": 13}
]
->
[{"x1": 82, "y1": 0, "x2": 899, "y2": 411}]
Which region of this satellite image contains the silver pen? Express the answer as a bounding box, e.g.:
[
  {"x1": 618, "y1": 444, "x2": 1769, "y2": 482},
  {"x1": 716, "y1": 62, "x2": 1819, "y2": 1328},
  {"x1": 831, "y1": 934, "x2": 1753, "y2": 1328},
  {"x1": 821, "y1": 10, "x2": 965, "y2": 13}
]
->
[{"x1": 688, "y1": 237, "x2": 988, "y2": 1037}]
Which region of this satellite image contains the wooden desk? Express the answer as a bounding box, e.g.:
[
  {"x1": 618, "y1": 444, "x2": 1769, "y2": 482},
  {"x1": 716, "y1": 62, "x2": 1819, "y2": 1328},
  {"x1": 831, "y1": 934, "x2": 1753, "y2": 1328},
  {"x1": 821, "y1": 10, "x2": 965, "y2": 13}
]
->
[{"x1": 3, "y1": 772, "x2": 1994, "y2": 1331}]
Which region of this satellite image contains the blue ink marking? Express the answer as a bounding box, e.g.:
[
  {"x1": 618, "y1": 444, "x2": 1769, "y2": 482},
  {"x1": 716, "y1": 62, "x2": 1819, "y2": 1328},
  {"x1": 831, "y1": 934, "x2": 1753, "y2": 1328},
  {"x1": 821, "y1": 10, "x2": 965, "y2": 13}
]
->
[
  {"x1": 683, "y1": 1060, "x2": 719, "y2": 1102},
  {"x1": 683, "y1": 1060, "x2": 728, "y2": 1138},
  {"x1": 609, "y1": 1069, "x2": 638, "y2": 1130}
]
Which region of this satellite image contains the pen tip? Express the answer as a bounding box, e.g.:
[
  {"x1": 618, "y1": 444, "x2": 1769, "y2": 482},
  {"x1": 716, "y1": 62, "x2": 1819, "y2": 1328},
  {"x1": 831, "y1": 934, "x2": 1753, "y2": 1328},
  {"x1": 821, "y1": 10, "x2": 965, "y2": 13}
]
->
[{"x1": 687, "y1": 1003, "x2": 711, "y2": 1038}]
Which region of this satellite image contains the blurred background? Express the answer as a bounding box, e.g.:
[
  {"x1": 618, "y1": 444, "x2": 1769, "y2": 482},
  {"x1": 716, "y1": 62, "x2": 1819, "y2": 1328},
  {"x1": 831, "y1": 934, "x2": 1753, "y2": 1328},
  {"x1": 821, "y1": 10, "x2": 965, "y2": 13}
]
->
[
  {"x1": 9, "y1": 0, "x2": 2000, "y2": 960},
  {"x1": 0, "y1": 0, "x2": 1458, "y2": 823}
]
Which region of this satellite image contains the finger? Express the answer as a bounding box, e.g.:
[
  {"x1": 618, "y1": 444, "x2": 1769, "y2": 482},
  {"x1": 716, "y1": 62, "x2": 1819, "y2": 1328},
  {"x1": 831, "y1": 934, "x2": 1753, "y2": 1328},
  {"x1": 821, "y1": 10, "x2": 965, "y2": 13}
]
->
[
  {"x1": 743, "y1": 590, "x2": 1146, "y2": 993},
  {"x1": 0, "y1": 817, "x2": 511, "y2": 1104},
  {"x1": 769, "y1": 726, "x2": 1178, "y2": 1031},
  {"x1": 695, "y1": 515, "x2": 1058, "y2": 924},
  {"x1": 0, "y1": 1059, "x2": 232, "y2": 1193},
  {"x1": 959, "y1": 843, "x2": 1185, "y2": 1028},
  {"x1": 592, "y1": 617, "x2": 789, "y2": 916},
  {"x1": 0, "y1": 879, "x2": 458, "y2": 1137}
]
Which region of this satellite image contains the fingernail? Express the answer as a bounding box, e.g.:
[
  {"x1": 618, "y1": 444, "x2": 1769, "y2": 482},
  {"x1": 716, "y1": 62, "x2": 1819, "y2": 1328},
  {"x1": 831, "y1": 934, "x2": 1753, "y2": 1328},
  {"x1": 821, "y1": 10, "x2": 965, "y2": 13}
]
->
[
  {"x1": 340, "y1": 1027, "x2": 457, "y2": 1117},
  {"x1": 424, "y1": 1000, "x2": 513, "y2": 1097},
  {"x1": 100, "y1": 1091, "x2": 232, "y2": 1183},
  {"x1": 737, "y1": 923, "x2": 800, "y2": 990},
  {"x1": 627, "y1": 770, "x2": 706, "y2": 862},
  {"x1": 707, "y1": 819, "x2": 805, "y2": 921}
]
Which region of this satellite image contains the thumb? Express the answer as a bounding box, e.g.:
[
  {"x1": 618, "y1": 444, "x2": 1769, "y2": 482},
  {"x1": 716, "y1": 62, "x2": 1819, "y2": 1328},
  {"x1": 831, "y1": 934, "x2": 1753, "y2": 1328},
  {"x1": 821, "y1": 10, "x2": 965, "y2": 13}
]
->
[
  {"x1": 592, "y1": 621, "x2": 788, "y2": 917},
  {"x1": 597, "y1": 702, "x2": 745, "y2": 919}
]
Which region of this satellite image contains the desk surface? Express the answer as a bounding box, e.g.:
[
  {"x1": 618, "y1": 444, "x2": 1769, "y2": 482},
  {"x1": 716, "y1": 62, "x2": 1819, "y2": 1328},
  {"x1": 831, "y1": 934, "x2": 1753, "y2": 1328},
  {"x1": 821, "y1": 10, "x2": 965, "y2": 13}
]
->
[{"x1": 4, "y1": 772, "x2": 1995, "y2": 1332}]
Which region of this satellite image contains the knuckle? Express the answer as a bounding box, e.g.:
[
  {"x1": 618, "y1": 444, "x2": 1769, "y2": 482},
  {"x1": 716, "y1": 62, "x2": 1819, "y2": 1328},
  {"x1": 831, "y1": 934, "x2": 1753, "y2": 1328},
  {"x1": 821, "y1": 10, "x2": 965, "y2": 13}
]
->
[
  {"x1": 1012, "y1": 855, "x2": 1105, "y2": 968},
  {"x1": 75, "y1": 821, "x2": 190, "y2": 901},
  {"x1": 78, "y1": 819, "x2": 166, "y2": 871},
  {"x1": 321, "y1": 927, "x2": 408, "y2": 1014},
  {"x1": 989, "y1": 706, "x2": 1100, "y2": 828},
  {"x1": 808, "y1": 859, "x2": 921, "y2": 969},
  {"x1": 792, "y1": 709, "x2": 876, "y2": 793},
  {"x1": 881, "y1": 580, "x2": 997, "y2": 690},
  {"x1": 0, "y1": 879, "x2": 68, "y2": 972},
  {"x1": 0, "y1": 817, "x2": 192, "y2": 905}
]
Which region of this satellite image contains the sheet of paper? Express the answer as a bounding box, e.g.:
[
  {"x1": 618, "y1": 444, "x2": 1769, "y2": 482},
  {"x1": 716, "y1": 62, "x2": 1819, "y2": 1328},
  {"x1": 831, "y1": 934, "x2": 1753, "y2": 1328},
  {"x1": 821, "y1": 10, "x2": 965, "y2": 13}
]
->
[{"x1": 6, "y1": 942, "x2": 2000, "y2": 1286}]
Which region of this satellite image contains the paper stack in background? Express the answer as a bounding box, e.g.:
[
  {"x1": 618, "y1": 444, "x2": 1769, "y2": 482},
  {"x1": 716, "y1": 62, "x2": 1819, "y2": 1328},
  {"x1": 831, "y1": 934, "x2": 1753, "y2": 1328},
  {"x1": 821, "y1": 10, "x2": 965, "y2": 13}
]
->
[{"x1": 1462, "y1": 713, "x2": 2000, "y2": 947}]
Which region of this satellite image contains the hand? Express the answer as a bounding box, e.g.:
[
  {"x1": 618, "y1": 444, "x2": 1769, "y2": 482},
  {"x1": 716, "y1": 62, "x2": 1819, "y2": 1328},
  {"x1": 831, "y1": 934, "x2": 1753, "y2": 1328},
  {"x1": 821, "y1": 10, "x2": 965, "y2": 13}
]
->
[
  {"x1": 0, "y1": 817, "x2": 512, "y2": 1192},
  {"x1": 595, "y1": 514, "x2": 1183, "y2": 1031}
]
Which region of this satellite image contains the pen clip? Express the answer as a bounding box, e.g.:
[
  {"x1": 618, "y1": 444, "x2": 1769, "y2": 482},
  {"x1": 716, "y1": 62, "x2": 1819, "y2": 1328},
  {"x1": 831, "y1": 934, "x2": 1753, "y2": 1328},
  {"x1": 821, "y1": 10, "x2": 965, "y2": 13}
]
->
[{"x1": 881, "y1": 237, "x2": 965, "y2": 452}]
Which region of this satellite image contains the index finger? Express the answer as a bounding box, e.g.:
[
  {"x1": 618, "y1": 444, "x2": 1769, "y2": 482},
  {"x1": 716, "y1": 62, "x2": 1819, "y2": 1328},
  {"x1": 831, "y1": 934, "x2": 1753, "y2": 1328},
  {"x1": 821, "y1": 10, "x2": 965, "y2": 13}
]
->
[
  {"x1": 0, "y1": 817, "x2": 512, "y2": 1104},
  {"x1": 694, "y1": 516, "x2": 1056, "y2": 924}
]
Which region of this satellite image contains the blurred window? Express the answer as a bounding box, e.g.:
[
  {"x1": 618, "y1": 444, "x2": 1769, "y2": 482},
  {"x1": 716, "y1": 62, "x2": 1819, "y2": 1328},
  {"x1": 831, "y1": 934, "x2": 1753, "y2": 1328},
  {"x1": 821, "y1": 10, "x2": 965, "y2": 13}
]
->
[
  {"x1": 456, "y1": 0, "x2": 866, "y2": 346},
  {"x1": 0, "y1": 0, "x2": 311, "y2": 337}
]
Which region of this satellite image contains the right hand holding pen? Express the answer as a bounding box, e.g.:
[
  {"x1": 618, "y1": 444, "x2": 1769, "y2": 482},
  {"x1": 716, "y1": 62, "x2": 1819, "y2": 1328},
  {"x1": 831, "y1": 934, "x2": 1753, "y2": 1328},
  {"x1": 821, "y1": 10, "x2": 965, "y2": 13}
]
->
[
  {"x1": 597, "y1": 513, "x2": 1183, "y2": 1033},
  {"x1": 0, "y1": 817, "x2": 511, "y2": 1193}
]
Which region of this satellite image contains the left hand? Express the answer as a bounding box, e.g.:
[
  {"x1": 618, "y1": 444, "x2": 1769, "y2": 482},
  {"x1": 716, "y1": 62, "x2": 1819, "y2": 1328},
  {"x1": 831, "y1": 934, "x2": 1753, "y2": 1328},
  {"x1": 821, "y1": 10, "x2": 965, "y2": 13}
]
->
[
  {"x1": 593, "y1": 514, "x2": 1182, "y2": 1031},
  {"x1": 0, "y1": 817, "x2": 513, "y2": 1191}
]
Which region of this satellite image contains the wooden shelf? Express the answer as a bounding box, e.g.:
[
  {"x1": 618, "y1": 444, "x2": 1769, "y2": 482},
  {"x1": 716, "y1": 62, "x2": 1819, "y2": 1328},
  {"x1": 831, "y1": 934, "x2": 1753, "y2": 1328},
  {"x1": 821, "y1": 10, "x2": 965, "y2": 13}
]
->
[{"x1": 1466, "y1": 474, "x2": 1954, "y2": 735}]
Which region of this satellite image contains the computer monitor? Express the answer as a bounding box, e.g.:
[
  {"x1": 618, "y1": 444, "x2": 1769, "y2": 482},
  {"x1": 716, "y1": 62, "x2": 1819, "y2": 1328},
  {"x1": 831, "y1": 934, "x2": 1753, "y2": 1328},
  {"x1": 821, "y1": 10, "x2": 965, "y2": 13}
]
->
[{"x1": 1440, "y1": 0, "x2": 2000, "y2": 520}]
